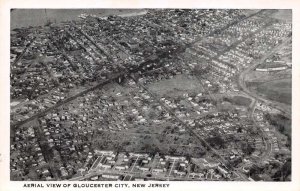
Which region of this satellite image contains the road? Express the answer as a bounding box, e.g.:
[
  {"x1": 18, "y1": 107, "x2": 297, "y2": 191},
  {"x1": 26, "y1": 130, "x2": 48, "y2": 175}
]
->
[
  {"x1": 189, "y1": 9, "x2": 266, "y2": 46},
  {"x1": 131, "y1": 76, "x2": 249, "y2": 181},
  {"x1": 238, "y1": 36, "x2": 292, "y2": 118},
  {"x1": 11, "y1": 9, "x2": 265, "y2": 131},
  {"x1": 67, "y1": 10, "x2": 270, "y2": 181},
  {"x1": 12, "y1": 9, "x2": 279, "y2": 182},
  {"x1": 72, "y1": 24, "x2": 113, "y2": 62},
  {"x1": 249, "y1": 101, "x2": 274, "y2": 164},
  {"x1": 11, "y1": 36, "x2": 37, "y2": 67},
  {"x1": 167, "y1": 160, "x2": 176, "y2": 180},
  {"x1": 236, "y1": 36, "x2": 292, "y2": 167},
  {"x1": 189, "y1": 18, "x2": 277, "y2": 71},
  {"x1": 69, "y1": 163, "x2": 223, "y2": 181}
]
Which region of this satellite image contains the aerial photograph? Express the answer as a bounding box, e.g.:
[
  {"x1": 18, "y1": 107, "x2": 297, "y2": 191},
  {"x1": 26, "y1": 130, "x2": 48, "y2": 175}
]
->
[{"x1": 10, "y1": 9, "x2": 292, "y2": 181}]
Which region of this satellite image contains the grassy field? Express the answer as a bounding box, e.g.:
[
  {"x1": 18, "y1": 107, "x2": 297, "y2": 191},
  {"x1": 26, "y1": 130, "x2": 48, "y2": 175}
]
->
[
  {"x1": 244, "y1": 69, "x2": 292, "y2": 83},
  {"x1": 147, "y1": 74, "x2": 203, "y2": 97},
  {"x1": 256, "y1": 78, "x2": 291, "y2": 105},
  {"x1": 11, "y1": 9, "x2": 144, "y2": 29},
  {"x1": 222, "y1": 96, "x2": 252, "y2": 107},
  {"x1": 270, "y1": 9, "x2": 292, "y2": 23}
]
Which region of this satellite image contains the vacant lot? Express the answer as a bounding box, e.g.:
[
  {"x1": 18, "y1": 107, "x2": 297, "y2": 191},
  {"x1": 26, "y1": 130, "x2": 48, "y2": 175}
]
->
[
  {"x1": 256, "y1": 78, "x2": 291, "y2": 105},
  {"x1": 92, "y1": 130, "x2": 206, "y2": 157},
  {"x1": 147, "y1": 74, "x2": 203, "y2": 97}
]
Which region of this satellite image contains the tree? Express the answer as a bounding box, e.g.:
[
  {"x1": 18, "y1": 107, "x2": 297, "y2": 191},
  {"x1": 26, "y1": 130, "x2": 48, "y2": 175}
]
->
[
  {"x1": 206, "y1": 135, "x2": 225, "y2": 149},
  {"x1": 241, "y1": 143, "x2": 255, "y2": 155}
]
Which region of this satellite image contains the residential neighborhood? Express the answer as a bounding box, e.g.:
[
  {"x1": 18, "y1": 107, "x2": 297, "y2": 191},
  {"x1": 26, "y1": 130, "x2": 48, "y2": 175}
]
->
[{"x1": 10, "y1": 9, "x2": 291, "y2": 181}]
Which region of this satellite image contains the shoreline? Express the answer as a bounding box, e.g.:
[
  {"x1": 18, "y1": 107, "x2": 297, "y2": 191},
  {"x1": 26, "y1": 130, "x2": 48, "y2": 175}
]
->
[{"x1": 11, "y1": 9, "x2": 147, "y2": 30}]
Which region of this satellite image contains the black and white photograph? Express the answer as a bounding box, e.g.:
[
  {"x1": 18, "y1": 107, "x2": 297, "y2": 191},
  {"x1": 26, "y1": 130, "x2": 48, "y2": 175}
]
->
[
  {"x1": 9, "y1": 8, "x2": 293, "y2": 182},
  {"x1": 2, "y1": 0, "x2": 300, "y2": 190}
]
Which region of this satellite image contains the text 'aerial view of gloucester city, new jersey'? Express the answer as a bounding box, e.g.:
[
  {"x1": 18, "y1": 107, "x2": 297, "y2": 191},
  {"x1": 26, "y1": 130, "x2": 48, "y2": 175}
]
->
[{"x1": 10, "y1": 9, "x2": 292, "y2": 182}]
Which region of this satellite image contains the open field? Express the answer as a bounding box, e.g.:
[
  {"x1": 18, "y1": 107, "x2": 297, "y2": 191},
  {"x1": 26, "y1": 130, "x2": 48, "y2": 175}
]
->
[
  {"x1": 244, "y1": 69, "x2": 292, "y2": 82},
  {"x1": 92, "y1": 130, "x2": 206, "y2": 157},
  {"x1": 255, "y1": 78, "x2": 291, "y2": 105},
  {"x1": 147, "y1": 74, "x2": 203, "y2": 97},
  {"x1": 270, "y1": 9, "x2": 292, "y2": 23},
  {"x1": 11, "y1": 9, "x2": 145, "y2": 29},
  {"x1": 223, "y1": 96, "x2": 252, "y2": 107}
]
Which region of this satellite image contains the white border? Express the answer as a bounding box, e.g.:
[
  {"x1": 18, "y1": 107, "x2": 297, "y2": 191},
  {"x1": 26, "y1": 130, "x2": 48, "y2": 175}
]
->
[{"x1": 1, "y1": 0, "x2": 300, "y2": 191}]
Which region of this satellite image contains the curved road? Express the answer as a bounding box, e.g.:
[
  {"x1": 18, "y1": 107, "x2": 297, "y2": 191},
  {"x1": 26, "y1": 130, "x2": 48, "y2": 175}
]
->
[
  {"x1": 238, "y1": 36, "x2": 292, "y2": 118},
  {"x1": 238, "y1": 36, "x2": 292, "y2": 164}
]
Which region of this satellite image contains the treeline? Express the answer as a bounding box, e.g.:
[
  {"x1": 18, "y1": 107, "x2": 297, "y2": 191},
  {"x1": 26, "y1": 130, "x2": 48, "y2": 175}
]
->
[{"x1": 264, "y1": 113, "x2": 291, "y2": 148}]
